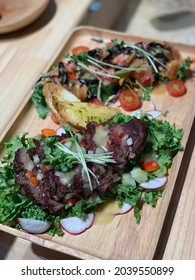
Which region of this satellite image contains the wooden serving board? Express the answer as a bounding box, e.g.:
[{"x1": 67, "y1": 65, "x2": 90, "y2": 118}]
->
[
  {"x1": 163, "y1": 145, "x2": 195, "y2": 260},
  {"x1": 0, "y1": 26, "x2": 195, "y2": 260}
]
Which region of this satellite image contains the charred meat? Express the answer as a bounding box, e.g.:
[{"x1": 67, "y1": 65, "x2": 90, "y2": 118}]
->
[{"x1": 14, "y1": 118, "x2": 148, "y2": 214}]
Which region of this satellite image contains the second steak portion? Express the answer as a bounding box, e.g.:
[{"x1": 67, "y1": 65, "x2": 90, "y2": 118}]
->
[{"x1": 14, "y1": 118, "x2": 148, "y2": 214}]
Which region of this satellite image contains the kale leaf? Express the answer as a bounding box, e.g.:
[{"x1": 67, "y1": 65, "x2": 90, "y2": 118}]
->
[{"x1": 31, "y1": 84, "x2": 49, "y2": 119}]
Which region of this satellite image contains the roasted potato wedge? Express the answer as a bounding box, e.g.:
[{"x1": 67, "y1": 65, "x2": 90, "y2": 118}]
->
[{"x1": 43, "y1": 82, "x2": 118, "y2": 129}]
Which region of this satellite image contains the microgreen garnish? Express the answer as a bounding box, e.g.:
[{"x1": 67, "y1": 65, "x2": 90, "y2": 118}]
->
[
  {"x1": 177, "y1": 56, "x2": 191, "y2": 80},
  {"x1": 55, "y1": 131, "x2": 116, "y2": 191},
  {"x1": 77, "y1": 60, "x2": 120, "y2": 80},
  {"x1": 124, "y1": 41, "x2": 167, "y2": 72},
  {"x1": 97, "y1": 79, "x2": 102, "y2": 100},
  {"x1": 87, "y1": 56, "x2": 146, "y2": 72}
]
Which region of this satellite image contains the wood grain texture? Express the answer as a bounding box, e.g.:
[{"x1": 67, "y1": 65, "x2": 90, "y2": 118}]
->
[
  {"x1": 0, "y1": 0, "x2": 49, "y2": 34},
  {"x1": 0, "y1": 26, "x2": 195, "y2": 259},
  {"x1": 163, "y1": 146, "x2": 195, "y2": 259}
]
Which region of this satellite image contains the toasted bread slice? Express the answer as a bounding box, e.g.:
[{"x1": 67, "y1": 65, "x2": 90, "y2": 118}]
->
[
  {"x1": 54, "y1": 101, "x2": 118, "y2": 129},
  {"x1": 43, "y1": 82, "x2": 80, "y2": 124},
  {"x1": 43, "y1": 82, "x2": 118, "y2": 129}
]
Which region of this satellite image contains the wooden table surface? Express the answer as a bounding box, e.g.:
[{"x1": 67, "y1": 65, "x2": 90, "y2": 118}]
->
[{"x1": 0, "y1": 0, "x2": 195, "y2": 260}]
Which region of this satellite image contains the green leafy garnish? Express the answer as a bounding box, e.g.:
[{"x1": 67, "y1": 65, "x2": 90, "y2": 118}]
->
[
  {"x1": 177, "y1": 56, "x2": 191, "y2": 80},
  {"x1": 31, "y1": 85, "x2": 49, "y2": 119}
]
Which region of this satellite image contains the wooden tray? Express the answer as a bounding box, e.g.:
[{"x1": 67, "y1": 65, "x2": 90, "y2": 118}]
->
[{"x1": 0, "y1": 26, "x2": 195, "y2": 260}]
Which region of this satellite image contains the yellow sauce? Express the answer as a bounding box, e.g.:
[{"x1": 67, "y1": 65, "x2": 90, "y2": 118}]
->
[
  {"x1": 94, "y1": 199, "x2": 121, "y2": 225},
  {"x1": 93, "y1": 126, "x2": 109, "y2": 147}
]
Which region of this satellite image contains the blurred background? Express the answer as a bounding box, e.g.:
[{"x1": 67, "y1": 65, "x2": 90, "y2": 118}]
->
[{"x1": 80, "y1": 0, "x2": 195, "y2": 44}]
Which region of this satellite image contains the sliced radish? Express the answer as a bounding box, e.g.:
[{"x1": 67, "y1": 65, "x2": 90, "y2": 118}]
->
[
  {"x1": 146, "y1": 110, "x2": 162, "y2": 119},
  {"x1": 116, "y1": 203, "x2": 133, "y2": 215},
  {"x1": 139, "y1": 175, "x2": 168, "y2": 190},
  {"x1": 18, "y1": 218, "x2": 52, "y2": 234},
  {"x1": 60, "y1": 213, "x2": 94, "y2": 235},
  {"x1": 56, "y1": 127, "x2": 66, "y2": 136}
]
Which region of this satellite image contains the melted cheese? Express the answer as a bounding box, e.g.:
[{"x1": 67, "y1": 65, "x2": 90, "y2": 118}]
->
[{"x1": 93, "y1": 126, "x2": 109, "y2": 148}]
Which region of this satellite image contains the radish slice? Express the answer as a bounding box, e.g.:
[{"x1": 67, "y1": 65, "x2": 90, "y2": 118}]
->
[
  {"x1": 146, "y1": 110, "x2": 162, "y2": 119},
  {"x1": 139, "y1": 176, "x2": 168, "y2": 190},
  {"x1": 56, "y1": 127, "x2": 66, "y2": 136},
  {"x1": 60, "y1": 213, "x2": 94, "y2": 235},
  {"x1": 18, "y1": 218, "x2": 52, "y2": 234},
  {"x1": 116, "y1": 203, "x2": 133, "y2": 215}
]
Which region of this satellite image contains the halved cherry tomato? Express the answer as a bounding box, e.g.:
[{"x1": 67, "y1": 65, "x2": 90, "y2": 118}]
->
[
  {"x1": 71, "y1": 46, "x2": 90, "y2": 55},
  {"x1": 166, "y1": 79, "x2": 186, "y2": 97},
  {"x1": 88, "y1": 98, "x2": 104, "y2": 106},
  {"x1": 119, "y1": 88, "x2": 141, "y2": 111},
  {"x1": 141, "y1": 160, "x2": 159, "y2": 172},
  {"x1": 41, "y1": 128, "x2": 56, "y2": 137}
]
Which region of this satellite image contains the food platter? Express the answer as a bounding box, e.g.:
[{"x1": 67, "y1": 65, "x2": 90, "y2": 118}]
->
[{"x1": 0, "y1": 26, "x2": 195, "y2": 260}]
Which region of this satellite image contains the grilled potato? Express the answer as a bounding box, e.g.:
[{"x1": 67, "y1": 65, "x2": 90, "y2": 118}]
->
[{"x1": 43, "y1": 82, "x2": 118, "y2": 129}]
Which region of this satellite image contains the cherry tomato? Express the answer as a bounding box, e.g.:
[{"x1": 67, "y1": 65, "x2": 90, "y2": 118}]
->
[
  {"x1": 88, "y1": 98, "x2": 104, "y2": 106},
  {"x1": 71, "y1": 46, "x2": 90, "y2": 55},
  {"x1": 119, "y1": 88, "x2": 141, "y2": 111},
  {"x1": 141, "y1": 160, "x2": 159, "y2": 172},
  {"x1": 166, "y1": 79, "x2": 186, "y2": 97}
]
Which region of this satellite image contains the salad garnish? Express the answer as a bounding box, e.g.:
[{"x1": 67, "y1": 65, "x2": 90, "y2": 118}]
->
[
  {"x1": 31, "y1": 39, "x2": 191, "y2": 118},
  {"x1": 0, "y1": 113, "x2": 183, "y2": 235}
]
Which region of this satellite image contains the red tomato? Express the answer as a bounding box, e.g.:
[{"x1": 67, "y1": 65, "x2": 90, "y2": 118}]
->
[
  {"x1": 166, "y1": 79, "x2": 186, "y2": 97},
  {"x1": 71, "y1": 46, "x2": 90, "y2": 55},
  {"x1": 119, "y1": 88, "x2": 141, "y2": 111},
  {"x1": 68, "y1": 70, "x2": 77, "y2": 80},
  {"x1": 88, "y1": 98, "x2": 104, "y2": 106},
  {"x1": 141, "y1": 160, "x2": 159, "y2": 172}
]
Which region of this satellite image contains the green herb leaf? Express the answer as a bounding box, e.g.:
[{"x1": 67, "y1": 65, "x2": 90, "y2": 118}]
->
[
  {"x1": 31, "y1": 85, "x2": 49, "y2": 119},
  {"x1": 177, "y1": 57, "x2": 191, "y2": 80}
]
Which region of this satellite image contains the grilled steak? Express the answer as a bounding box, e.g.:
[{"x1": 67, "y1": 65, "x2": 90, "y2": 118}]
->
[{"x1": 14, "y1": 118, "x2": 148, "y2": 214}]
